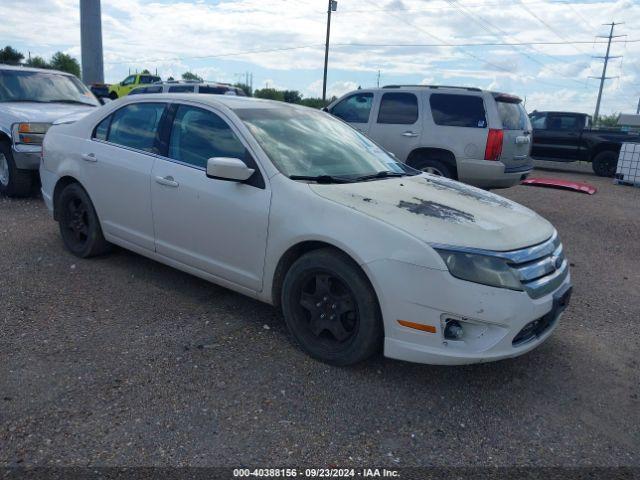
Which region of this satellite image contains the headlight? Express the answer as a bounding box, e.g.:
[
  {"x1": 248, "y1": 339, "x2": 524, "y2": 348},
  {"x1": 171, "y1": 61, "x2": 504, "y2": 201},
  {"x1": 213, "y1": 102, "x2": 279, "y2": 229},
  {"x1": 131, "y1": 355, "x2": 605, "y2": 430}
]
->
[
  {"x1": 12, "y1": 122, "x2": 51, "y2": 146},
  {"x1": 435, "y1": 249, "x2": 522, "y2": 291}
]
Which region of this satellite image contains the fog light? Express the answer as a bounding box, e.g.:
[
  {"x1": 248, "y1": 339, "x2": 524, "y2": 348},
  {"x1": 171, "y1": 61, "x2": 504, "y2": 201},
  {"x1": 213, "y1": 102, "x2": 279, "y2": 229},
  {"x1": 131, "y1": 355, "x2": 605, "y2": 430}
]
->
[{"x1": 444, "y1": 320, "x2": 464, "y2": 340}]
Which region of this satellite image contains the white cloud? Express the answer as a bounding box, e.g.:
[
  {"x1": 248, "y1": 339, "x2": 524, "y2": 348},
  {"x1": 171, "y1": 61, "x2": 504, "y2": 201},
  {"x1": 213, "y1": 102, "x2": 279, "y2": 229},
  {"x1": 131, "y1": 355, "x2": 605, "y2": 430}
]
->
[{"x1": 1, "y1": 0, "x2": 638, "y2": 115}]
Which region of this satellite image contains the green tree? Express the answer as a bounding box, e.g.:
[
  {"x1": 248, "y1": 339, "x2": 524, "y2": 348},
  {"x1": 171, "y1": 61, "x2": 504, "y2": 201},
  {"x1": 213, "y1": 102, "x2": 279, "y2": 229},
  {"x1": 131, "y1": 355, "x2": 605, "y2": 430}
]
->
[
  {"x1": 0, "y1": 45, "x2": 24, "y2": 65},
  {"x1": 233, "y1": 82, "x2": 252, "y2": 97},
  {"x1": 283, "y1": 90, "x2": 302, "y2": 104},
  {"x1": 253, "y1": 88, "x2": 285, "y2": 101},
  {"x1": 597, "y1": 113, "x2": 619, "y2": 128},
  {"x1": 300, "y1": 97, "x2": 331, "y2": 109},
  {"x1": 25, "y1": 56, "x2": 49, "y2": 69},
  {"x1": 49, "y1": 52, "x2": 80, "y2": 77},
  {"x1": 182, "y1": 71, "x2": 203, "y2": 82},
  {"x1": 141, "y1": 69, "x2": 151, "y2": 74}
]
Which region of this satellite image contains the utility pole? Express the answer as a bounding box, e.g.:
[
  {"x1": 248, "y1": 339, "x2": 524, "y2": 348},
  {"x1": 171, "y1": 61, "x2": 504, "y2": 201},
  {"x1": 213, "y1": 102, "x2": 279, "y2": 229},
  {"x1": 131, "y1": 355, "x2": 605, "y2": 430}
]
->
[
  {"x1": 322, "y1": 0, "x2": 337, "y2": 101},
  {"x1": 79, "y1": 0, "x2": 105, "y2": 85},
  {"x1": 377, "y1": 70, "x2": 381, "y2": 88},
  {"x1": 636, "y1": 97, "x2": 639, "y2": 115},
  {"x1": 591, "y1": 22, "x2": 624, "y2": 124}
]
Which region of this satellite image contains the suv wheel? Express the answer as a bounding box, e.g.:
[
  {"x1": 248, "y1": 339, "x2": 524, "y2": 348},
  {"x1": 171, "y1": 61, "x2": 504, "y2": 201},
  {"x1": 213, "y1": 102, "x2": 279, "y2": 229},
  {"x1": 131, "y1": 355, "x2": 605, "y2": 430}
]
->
[
  {"x1": 412, "y1": 158, "x2": 454, "y2": 178},
  {"x1": 0, "y1": 141, "x2": 33, "y2": 197},
  {"x1": 109, "y1": 92, "x2": 118, "y2": 100},
  {"x1": 281, "y1": 248, "x2": 383, "y2": 366},
  {"x1": 592, "y1": 151, "x2": 618, "y2": 177},
  {"x1": 57, "y1": 183, "x2": 112, "y2": 258}
]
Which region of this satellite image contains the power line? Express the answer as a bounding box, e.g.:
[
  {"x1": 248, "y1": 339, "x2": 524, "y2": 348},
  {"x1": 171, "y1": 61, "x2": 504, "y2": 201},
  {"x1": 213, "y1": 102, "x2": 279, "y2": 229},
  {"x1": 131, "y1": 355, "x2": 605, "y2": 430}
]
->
[{"x1": 102, "y1": 39, "x2": 640, "y2": 66}]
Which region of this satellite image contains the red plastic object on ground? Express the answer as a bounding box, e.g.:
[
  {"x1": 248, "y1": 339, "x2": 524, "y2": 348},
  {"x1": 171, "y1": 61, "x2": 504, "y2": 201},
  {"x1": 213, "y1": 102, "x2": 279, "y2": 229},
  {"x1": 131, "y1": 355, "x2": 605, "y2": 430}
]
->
[{"x1": 521, "y1": 177, "x2": 597, "y2": 195}]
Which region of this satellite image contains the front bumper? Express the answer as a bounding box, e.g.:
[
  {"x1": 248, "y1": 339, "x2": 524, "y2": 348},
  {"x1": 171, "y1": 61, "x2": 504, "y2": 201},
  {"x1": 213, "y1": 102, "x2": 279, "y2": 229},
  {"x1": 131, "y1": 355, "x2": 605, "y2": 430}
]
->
[
  {"x1": 365, "y1": 259, "x2": 571, "y2": 365},
  {"x1": 12, "y1": 145, "x2": 42, "y2": 170},
  {"x1": 457, "y1": 158, "x2": 533, "y2": 189}
]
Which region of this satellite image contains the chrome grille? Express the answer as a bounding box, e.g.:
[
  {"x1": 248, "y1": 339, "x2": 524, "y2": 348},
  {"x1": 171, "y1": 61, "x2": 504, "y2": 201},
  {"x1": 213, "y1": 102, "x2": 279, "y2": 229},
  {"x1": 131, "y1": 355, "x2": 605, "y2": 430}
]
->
[{"x1": 496, "y1": 231, "x2": 569, "y2": 299}]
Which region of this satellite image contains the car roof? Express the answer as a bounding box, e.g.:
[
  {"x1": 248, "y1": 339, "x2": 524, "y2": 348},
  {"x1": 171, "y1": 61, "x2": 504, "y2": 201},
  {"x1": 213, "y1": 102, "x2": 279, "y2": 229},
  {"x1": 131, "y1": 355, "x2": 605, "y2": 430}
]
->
[
  {"x1": 122, "y1": 93, "x2": 303, "y2": 111},
  {"x1": 0, "y1": 63, "x2": 73, "y2": 76}
]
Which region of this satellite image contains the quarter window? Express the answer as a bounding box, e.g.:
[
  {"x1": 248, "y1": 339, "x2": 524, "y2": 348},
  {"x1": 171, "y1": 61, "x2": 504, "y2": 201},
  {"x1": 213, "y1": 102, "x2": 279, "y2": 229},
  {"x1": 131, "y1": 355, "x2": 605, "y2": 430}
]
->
[
  {"x1": 93, "y1": 115, "x2": 111, "y2": 140},
  {"x1": 168, "y1": 105, "x2": 246, "y2": 169},
  {"x1": 330, "y1": 93, "x2": 373, "y2": 124},
  {"x1": 430, "y1": 93, "x2": 487, "y2": 128},
  {"x1": 377, "y1": 92, "x2": 418, "y2": 125},
  {"x1": 107, "y1": 103, "x2": 166, "y2": 152}
]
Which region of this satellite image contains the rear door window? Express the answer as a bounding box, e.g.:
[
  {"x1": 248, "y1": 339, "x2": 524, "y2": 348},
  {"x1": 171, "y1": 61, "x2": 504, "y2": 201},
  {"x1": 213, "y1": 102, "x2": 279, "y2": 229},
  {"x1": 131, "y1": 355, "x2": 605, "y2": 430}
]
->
[
  {"x1": 107, "y1": 102, "x2": 166, "y2": 153},
  {"x1": 198, "y1": 86, "x2": 229, "y2": 94},
  {"x1": 496, "y1": 100, "x2": 528, "y2": 130},
  {"x1": 330, "y1": 93, "x2": 373, "y2": 124},
  {"x1": 168, "y1": 85, "x2": 195, "y2": 93},
  {"x1": 430, "y1": 93, "x2": 486, "y2": 128},
  {"x1": 547, "y1": 114, "x2": 580, "y2": 130},
  {"x1": 377, "y1": 92, "x2": 418, "y2": 124}
]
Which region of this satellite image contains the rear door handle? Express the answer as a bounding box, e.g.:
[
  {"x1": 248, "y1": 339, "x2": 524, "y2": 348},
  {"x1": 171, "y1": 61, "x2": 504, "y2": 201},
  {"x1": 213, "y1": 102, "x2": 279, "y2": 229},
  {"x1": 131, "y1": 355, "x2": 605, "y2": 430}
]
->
[
  {"x1": 402, "y1": 131, "x2": 418, "y2": 138},
  {"x1": 82, "y1": 153, "x2": 97, "y2": 162},
  {"x1": 155, "y1": 175, "x2": 179, "y2": 187}
]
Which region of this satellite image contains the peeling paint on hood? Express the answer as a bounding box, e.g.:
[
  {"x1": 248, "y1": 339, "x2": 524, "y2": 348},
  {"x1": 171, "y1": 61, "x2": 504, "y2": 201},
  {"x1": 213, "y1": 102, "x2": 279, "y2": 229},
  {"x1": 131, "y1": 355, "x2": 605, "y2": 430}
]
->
[{"x1": 309, "y1": 174, "x2": 554, "y2": 251}]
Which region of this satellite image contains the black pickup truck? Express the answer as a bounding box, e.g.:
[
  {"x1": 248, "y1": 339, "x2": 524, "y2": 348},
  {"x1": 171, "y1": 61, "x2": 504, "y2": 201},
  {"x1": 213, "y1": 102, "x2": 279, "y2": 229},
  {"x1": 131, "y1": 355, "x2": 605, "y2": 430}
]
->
[{"x1": 529, "y1": 111, "x2": 640, "y2": 177}]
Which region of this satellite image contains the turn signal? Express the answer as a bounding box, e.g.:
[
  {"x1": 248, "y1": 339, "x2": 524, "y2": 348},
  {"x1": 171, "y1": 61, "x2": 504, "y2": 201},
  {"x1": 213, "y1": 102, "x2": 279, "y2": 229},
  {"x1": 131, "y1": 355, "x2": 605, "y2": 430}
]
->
[{"x1": 397, "y1": 320, "x2": 436, "y2": 333}]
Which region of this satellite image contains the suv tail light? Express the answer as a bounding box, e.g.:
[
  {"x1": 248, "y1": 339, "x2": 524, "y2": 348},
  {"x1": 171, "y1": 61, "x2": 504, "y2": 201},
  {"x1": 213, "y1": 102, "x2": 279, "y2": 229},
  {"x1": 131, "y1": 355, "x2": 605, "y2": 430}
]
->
[{"x1": 484, "y1": 129, "x2": 503, "y2": 161}]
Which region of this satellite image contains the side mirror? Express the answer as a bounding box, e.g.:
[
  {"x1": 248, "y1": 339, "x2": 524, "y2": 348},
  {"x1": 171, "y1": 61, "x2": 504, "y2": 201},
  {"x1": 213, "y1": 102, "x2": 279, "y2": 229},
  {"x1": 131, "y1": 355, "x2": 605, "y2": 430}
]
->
[
  {"x1": 322, "y1": 106, "x2": 329, "y2": 112},
  {"x1": 206, "y1": 157, "x2": 254, "y2": 182}
]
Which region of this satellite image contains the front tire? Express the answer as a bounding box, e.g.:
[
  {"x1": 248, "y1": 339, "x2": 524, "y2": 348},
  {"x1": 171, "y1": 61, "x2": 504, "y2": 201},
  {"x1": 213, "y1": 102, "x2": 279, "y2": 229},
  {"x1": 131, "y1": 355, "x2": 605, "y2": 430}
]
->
[
  {"x1": 109, "y1": 91, "x2": 118, "y2": 100},
  {"x1": 592, "y1": 150, "x2": 618, "y2": 177},
  {"x1": 281, "y1": 248, "x2": 383, "y2": 366},
  {"x1": 0, "y1": 142, "x2": 33, "y2": 197},
  {"x1": 57, "y1": 183, "x2": 111, "y2": 258}
]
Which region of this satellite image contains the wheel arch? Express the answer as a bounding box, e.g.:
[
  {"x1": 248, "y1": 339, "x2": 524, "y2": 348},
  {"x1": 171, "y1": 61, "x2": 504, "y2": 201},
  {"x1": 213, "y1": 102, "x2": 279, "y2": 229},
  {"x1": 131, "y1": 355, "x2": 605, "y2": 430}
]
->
[
  {"x1": 406, "y1": 147, "x2": 458, "y2": 179},
  {"x1": 52, "y1": 175, "x2": 89, "y2": 221},
  {"x1": 590, "y1": 142, "x2": 620, "y2": 161},
  {"x1": 270, "y1": 240, "x2": 378, "y2": 310}
]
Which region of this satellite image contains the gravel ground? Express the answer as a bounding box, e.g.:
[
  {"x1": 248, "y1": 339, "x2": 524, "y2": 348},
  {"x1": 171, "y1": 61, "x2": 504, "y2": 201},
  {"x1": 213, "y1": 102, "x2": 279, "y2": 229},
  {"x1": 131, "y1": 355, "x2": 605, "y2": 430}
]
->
[{"x1": 1, "y1": 164, "x2": 639, "y2": 468}]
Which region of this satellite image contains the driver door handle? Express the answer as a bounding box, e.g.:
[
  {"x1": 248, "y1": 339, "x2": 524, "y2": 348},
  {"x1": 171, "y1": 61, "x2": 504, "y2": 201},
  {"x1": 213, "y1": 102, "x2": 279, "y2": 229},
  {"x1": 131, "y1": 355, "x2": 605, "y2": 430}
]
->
[
  {"x1": 402, "y1": 131, "x2": 418, "y2": 138},
  {"x1": 155, "y1": 175, "x2": 179, "y2": 188},
  {"x1": 81, "y1": 153, "x2": 97, "y2": 162}
]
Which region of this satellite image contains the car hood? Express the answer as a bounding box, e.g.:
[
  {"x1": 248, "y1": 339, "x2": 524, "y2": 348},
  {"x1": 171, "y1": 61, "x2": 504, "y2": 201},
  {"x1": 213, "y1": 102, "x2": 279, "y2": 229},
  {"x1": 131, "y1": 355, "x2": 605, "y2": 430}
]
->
[
  {"x1": 309, "y1": 174, "x2": 554, "y2": 251},
  {"x1": 0, "y1": 102, "x2": 97, "y2": 124}
]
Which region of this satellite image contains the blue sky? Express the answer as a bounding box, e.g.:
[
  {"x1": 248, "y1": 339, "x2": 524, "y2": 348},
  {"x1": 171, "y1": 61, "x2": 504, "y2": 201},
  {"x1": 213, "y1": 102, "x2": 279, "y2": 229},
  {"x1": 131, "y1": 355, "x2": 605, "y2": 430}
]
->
[{"x1": 1, "y1": 0, "x2": 638, "y2": 115}]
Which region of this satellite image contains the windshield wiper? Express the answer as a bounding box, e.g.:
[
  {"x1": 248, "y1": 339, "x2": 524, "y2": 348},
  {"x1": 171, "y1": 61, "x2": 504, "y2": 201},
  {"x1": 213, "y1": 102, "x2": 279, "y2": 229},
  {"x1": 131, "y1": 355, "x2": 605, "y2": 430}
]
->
[
  {"x1": 45, "y1": 99, "x2": 96, "y2": 105},
  {"x1": 289, "y1": 175, "x2": 353, "y2": 184},
  {"x1": 353, "y1": 171, "x2": 405, "y2": 182}
]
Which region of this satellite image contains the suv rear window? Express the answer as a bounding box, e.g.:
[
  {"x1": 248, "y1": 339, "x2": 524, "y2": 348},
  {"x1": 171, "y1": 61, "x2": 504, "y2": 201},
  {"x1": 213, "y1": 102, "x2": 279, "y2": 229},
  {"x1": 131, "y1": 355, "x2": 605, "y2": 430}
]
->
[
  {"x1": 430, "y1": 94, "x2": 486, "y2": 128},
  {"x1": 496, "y1": 100, "x2": 528, "y2": 130},
  {"x1": 377, "y1": 92, "x2": 418, "y2": 124}
]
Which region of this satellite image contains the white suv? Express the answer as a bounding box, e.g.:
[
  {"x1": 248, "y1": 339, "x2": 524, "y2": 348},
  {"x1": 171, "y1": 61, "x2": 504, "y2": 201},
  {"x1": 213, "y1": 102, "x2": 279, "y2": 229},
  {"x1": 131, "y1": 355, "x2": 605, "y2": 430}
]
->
[{"x1": 327, "y1": 85, "x2": 533, "y2": 188}]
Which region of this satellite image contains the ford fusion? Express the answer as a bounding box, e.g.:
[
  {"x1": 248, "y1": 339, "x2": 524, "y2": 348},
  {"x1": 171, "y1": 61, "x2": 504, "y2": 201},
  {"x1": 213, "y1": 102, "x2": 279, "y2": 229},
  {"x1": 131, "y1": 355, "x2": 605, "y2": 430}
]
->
[{"x1": 40, "y1": 94, "x2": 572, "y2": 366}]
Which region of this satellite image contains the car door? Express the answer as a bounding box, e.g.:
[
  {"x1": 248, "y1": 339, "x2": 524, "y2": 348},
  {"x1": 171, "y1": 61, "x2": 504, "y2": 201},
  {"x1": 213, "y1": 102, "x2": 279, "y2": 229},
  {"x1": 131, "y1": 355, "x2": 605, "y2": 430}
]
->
[
  {"x1": 119, "y1": 75, "x2": 137, "y2": 96},
  {"x1": 367, "y1": 91, "x2": 422, "y2": 162},
  {"x1": 531, "y1": 113, "x2": 580, "y2": 161},
  {"x1": 328, "y1": 91, "x2": 375, "y2": 135},
  {"x1": 84, "y1": 101, "x2": 167, "y2": 251},
  {"x1": 150, "y1": 103, "x2": 270, "y2": 291}
]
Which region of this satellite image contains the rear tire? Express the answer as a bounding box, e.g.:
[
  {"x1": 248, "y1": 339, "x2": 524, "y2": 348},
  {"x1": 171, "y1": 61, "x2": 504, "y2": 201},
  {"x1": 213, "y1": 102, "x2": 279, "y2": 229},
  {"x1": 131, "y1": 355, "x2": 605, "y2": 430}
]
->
[
  {"x1": 57, "y1": 183, "x2": 112, "y2": 258},
  {"x1": 411, "y1": 157, "x2": 454, "y2": 179},
  {"x1": 281, "y1": 248, "x2": 383, "y2": 366},
  {"x1": 0, "y1": 141, "x2": 34, "y2": 197},
  {"x1": 592, "y1": 150, "x2": 618, "y2": 177}
]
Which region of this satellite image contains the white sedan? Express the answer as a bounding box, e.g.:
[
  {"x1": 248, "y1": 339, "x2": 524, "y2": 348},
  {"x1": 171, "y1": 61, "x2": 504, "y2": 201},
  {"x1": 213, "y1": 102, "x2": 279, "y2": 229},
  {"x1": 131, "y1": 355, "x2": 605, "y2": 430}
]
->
[{"x1": 40, "y1": 94, "x2": 572, "y2": 366}]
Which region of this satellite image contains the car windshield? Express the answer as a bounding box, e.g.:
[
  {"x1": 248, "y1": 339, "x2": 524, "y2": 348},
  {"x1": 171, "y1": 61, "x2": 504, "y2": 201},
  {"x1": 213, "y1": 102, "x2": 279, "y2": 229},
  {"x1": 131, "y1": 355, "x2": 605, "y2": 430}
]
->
[
  {"x1": 0, "y1": 70, "x2": 99, "y2": 106},
  {"x1": 236, "y1": 106, "x2": 405, "y2": 179}
]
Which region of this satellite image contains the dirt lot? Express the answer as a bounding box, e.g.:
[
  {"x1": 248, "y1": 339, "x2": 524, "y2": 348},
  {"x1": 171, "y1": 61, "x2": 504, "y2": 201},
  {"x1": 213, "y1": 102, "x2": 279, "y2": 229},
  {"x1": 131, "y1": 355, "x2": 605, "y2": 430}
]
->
[{"x1": 1, "y1": 164, "x2": 639, "y2": 468}]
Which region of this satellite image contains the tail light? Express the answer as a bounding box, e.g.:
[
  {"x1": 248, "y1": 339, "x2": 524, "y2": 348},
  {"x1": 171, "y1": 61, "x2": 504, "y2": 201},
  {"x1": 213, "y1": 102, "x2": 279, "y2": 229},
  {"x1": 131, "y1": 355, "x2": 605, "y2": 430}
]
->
[{"x1": 484, "y1": 129, "x2": 503, "y2": 161}]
